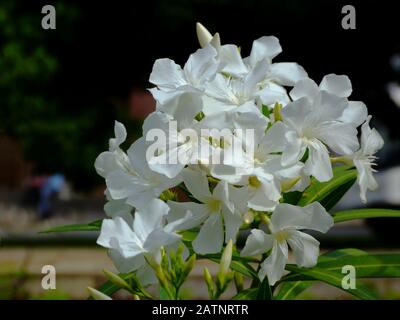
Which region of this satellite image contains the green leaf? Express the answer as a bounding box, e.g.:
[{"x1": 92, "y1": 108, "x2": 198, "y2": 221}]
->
[
  {"x1": 274, "y1": 281, "x2": 313, "y2": 300},
  {"x1": 257, "y1": 278, "x2": 272, "y2": 300},
  {"x1": 308, "y1": 254, "x2": 400, "y2": 279},
  {"x1": 284, "y1": 265, "x2": 377, "y2": 300},
  {"x1": 231, "y1": 288, "x2": 258, "y2": 300},
  {"x1": 297, "y1": 166, "x2": 357, "y2": 210},
  {"x1": 40, "y1": 220, "x2": 102, "y2": 233},
  {"x1": 333, "y1": 209, "x2": 400, "y2": 224},
  {"x1": 275, "y1": 248, "x2": 367, "y2": 300}
]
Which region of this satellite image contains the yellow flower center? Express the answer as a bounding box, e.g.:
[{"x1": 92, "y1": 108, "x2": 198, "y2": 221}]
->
[
  {"x1": 274, "y1": 230, "x2": 288, "y2": 243},
  {"x1": 207, "y1": 199, "x2": 221, "y2": 213},
  {"x1": 248, "y1": 176, "x2": 262, "y2": 189}
]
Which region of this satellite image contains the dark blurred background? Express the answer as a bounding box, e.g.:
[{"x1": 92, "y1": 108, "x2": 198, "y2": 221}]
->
[{"x1": 1, "y1": 0, "x2": 400, "y2": 299}]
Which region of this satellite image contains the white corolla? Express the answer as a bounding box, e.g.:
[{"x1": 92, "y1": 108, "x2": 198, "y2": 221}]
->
[
  {"x1": 280, "y1": 75, "x2": 361, "y2": 182},
  {"x1": 97, "y1": 199, "x2": 181, "y2": 283},
  {"x1": 241, "y1": 202, "x2": 334, "y2": 285},
  {"x1": 104, "y1": 137, "x2": 181, "y2": 208},
  {"x1": 167, "y1": 168, "x2": 242, "y2": 255},
  {"x1": 149, "y1": 44, "x2": 220, "y2": 104}
]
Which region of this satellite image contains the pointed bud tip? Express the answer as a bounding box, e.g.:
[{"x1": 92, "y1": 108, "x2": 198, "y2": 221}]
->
[
  {"x1": 87, "y1": 287, "x2": 112, "y2": 300},
  {"x1": 196, "y1": 22, "x2": 213, "y2": 48}
]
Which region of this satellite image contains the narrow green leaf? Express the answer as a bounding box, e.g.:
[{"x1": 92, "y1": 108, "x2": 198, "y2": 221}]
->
[
  {"x1": 297, "y1": 166, "x2": 356, "y2": 210},
  {"x1": 275, "y1": 248, "x2": 367, "y2": 300},
  {"x1": 285, "y1": 265, "x2": 377, "y2": 300},
  {"x1": 333, "y1": 209, "x2": 400, "y2": 224},
  {"x1": 40, "y1": 220, "x2": 102, "y2": 234},
  {"x1": 282, "y1": 254, "x2": 400, "y2": 282},
  {"x1": 274, "y1": 281, "x2": 313, "y2": 300},
  {"x1": 231, "y1": 288, "x2": 258, "y2": 300},
  {"x1": 257, "y1": 278, "x2": 272, "y2": 300}
]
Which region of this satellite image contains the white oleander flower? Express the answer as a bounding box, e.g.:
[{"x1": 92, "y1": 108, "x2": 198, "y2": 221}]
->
[
  {"x1": 167, "y1": 168, "x2": 242, "y2": 254},
  {"x1": 280, "y1": 76, "x2": 361, "y2": 182},
  {"x1": 144, "y1": 93, "x2": 214, "y2": 179},
  {"x1": 97, "y1": 199, "x2": 181, "y2": 282},
  {"x1": 348, "y1": 116, "x2": 384, "y2": 203},
  {"x1": 241, "y1": 202, "x2": 334, "y2": 285},
  {"x1": 105, "y1": 137, "x2": 182, "y2": 208},
  {"x1": 149, "y1": 44, "x2": 220, "y2": 104}
]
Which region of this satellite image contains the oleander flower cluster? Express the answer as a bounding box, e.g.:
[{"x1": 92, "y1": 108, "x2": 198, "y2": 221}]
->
[{"x1": 94, "y1": 23, "x2": 384, "y2": 287}]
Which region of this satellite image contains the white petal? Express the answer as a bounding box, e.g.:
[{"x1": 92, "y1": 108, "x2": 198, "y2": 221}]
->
[
  {"x1": 289, "y1": 78, "x2": 319, "y2": 101},
  {"x1": 240, "y1": 229, "x2": 274, "y2": 257},
  {"x1": 360, "y1": 116, "x2": 384, "y2": 155},
  {"x1": 270, "y1": 202, "x2": 333, "y2": 233},
  {"x1": 281, "y1": 97, "x2": 313, "y2": 133},
  {"x1": 281, "y1": 131, "x2": 306, "y2": 166},
  {"x1": 109, "y1": 121, "x2": 127, "y2": 151},
  {"x1": 143, "y1": 227, "x2": 181, "y2": 253},
  {"x1": 109, "y1": 249, "x2": 146, "y2": 273},
  {"x1": 320, "y1": 74, "x2": 352, "y2": 98},
  {"x1": 248, "y1": 36, "x2": 282, "y2": 66},
  {"x1": 257, "y1": 82, "x2": 290, "y2": 106},
  {"x1": 222, "y1": 208, "x2": 243, "y2": 244},
  {"x1": 259, "y1": 241, "x2": 288, "y2": 285},
  {"x1": 104, "y1": 199, "x2": 132, "y2": 219},
  {"x1": 184, "y1": 45, "x2": 219, "y2": 84},
  {"x1": 305, "y1": 140, "x2": 333, "y2": 182},
  {"x1": 149, "y1": 58, "x2": 186, "y2": 89},
  {"x1": 287, "y1": 230, "x2": 320, "y2": 267},
  {"x1": 219, "y1": 44, "x2": 248, "y2": 77},
  {"x1": 182, "y1": 168, "x2": 211, "y2": 202},
  {"x1": 136, "y1": 263, "x2": 158, "y2": 286},
  {"x1": 106, "y1": 170, "x2": 144, "y2": 200},
  {"x1": 95, "y1": 151, "x2": 120, "y2": 178},
  {"x1": 270, "y1": 62, "x2": 308, "y2": 86},
  {"x1": 354, "y1": 159, "x2": 378, "y2": 203},
  {"x1": 133, "y1": 199, "x2": 169, "y2": 241},
  {"x1": 259, "y1": 121, "x2": 290, "y2": 154},
  {"x1": 339, "y1": 101, "x2": 368, "y2": 127},
  {"x1": 192, "y1": 214, "x2": 224, "y2": 254},
  {"x1": 213, "y1": 181, "x2": 234, "y2": 212},
  {"x1": 97, "y1": 217, "x2": 143, "y2": 258},
  {"x1": 166, "y1": 201, "x2": 209, "y2": 230},
  {"x1": 243, "y1": 59, "x2": 269, "y2": 96},
  {"x1": 317, "y1": 122, "x2": 359, "y2": 155}
]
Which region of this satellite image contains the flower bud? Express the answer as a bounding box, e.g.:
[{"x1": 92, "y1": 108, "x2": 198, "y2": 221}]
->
[
  {"x1": 196, "y1": 22, "x2": 213, "y2": 47},
  {"x1": 243, "y1": 210, "x2": 255, "y2": 224},
  {"x1": 234, "y1": 272, "x2": 244, "y2": 292},
  {"x1": 219, "y1": 239, "x2": 233, "y2": 276},
  {"x1": 180, "y1": 254, "x2": 196, "y2": 282},
  {"x1": 203, "y1": 267, "x2": 215, "y2": 298},
  {"x1": 87, "y1": 287, "x2": 112, "y2": 300},
  {"x1": 103, "y1": 269, "x2": 130, "y2": 291}
]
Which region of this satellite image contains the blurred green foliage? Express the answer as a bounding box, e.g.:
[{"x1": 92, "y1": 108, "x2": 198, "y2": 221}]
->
[{"x1": 0, "y1": 2, "x2": 117, "y2": 190}]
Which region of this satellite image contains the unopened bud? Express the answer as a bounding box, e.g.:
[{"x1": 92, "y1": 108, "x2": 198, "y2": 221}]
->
[
  {"x1": 87, "y1": 287, "x2": 112, "y2": 300},
  {"x1": 243, "y1": 211, "x2": 255, "y2": 224},
  {"x1": 103, "y1": 269, "x2": 130, "y2": 291},
  {"x1": 196, "y1": 22, "x2": 213, "y2": 48},
  {"x1": 219, "y1": 239, "x2": 233, "y2": 276},
  {"x1": 203, "y1": 267, "x2": 215, "y2": 297}
]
